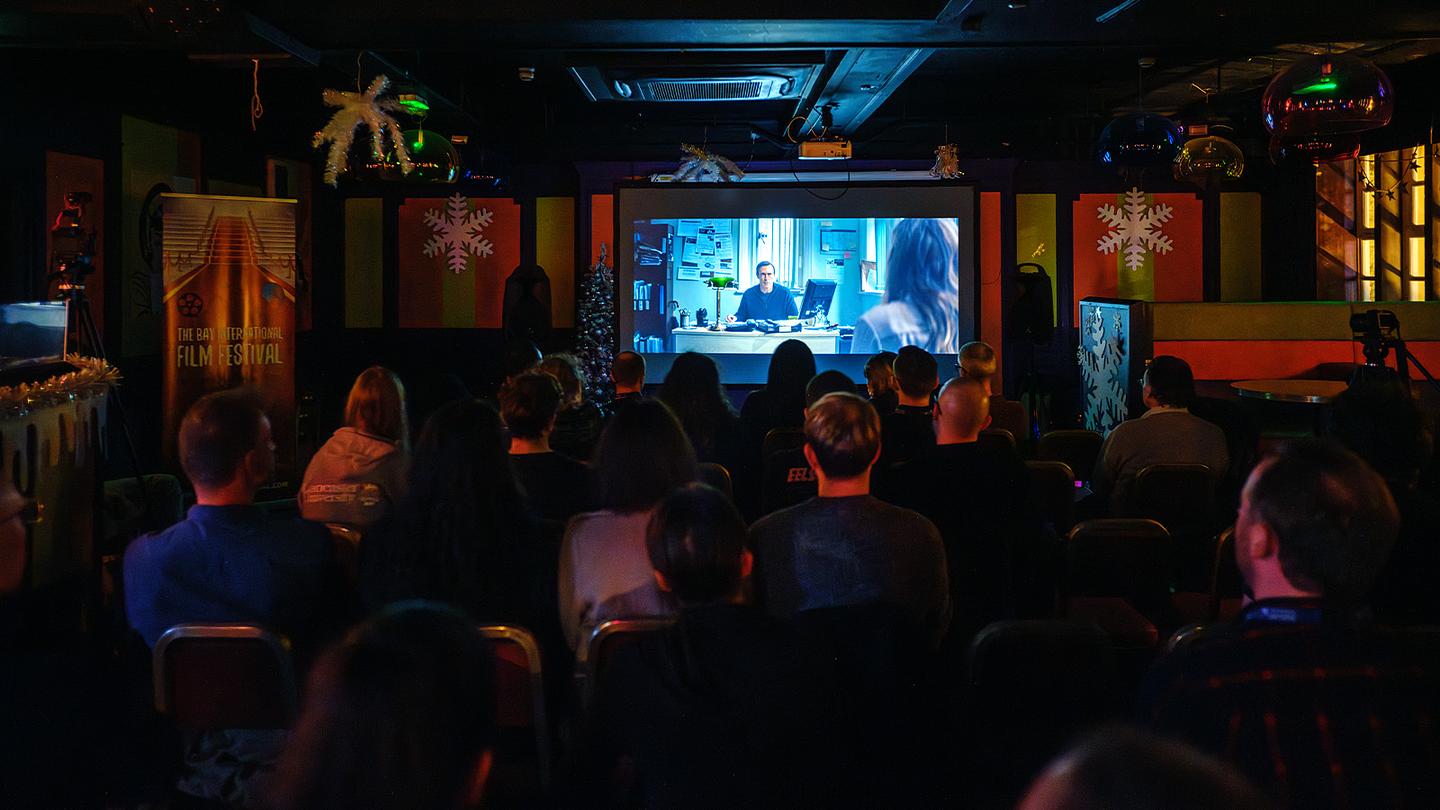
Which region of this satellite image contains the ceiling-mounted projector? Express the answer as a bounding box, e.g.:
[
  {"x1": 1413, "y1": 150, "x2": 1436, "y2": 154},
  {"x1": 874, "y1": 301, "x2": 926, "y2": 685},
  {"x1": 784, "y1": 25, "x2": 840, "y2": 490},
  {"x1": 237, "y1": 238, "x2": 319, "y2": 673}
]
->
[{"x1": 798, "y1": 139, "x2": 852, "y2": 160}]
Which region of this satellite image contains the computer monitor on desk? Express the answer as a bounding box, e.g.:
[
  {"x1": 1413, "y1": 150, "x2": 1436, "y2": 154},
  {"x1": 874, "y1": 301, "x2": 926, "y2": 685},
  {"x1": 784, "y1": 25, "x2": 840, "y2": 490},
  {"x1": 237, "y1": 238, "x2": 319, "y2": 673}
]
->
[{"x1": 799, "y1": 279, "x2": 837, "y2": 322}]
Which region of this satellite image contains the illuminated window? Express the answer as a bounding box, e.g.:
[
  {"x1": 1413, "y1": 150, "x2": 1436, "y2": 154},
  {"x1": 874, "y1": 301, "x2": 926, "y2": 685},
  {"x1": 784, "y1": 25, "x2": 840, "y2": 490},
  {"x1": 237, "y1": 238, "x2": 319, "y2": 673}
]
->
[{"x1": 1326, "y1": 146, "x2": 1433, "y2": 302}]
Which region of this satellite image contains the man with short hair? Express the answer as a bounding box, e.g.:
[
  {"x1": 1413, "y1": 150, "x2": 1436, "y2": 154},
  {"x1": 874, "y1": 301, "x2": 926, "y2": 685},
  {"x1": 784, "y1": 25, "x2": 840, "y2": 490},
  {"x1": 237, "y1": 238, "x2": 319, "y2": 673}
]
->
[
  {"x1": 1141, "y1": 440, "x2": 1440, "y2": 807},
  {"x1": 879, "y1": 345, "x2": 940, "y2": 468},
  {"x1": 881, "y1": 378, "x2": 1038, "y2": 642},
  {"x1": 589, "y1": 483, "x2": 842, "y2": 808},
  {"x1": 608, "y1": 350, "x2": 646, "y2": 419},
  {"x1": 500, "y1": 372, "x2": 589, "y2": 522},
  {"x1": 958, "y1": 340, "x2": 1028, "y2": 441},
  {"x1": 124, "y1": 390, "x2": 346, "y2": 650},
  {"x1": 728, "y1": 261, "x2": 798, "y2": 323},
  {"x1": 1091, "y1": 355, "x2": 1228, "y2": 513},
  {"x1": 750, "y1": 392, "x2": 949, "y2": 645}
]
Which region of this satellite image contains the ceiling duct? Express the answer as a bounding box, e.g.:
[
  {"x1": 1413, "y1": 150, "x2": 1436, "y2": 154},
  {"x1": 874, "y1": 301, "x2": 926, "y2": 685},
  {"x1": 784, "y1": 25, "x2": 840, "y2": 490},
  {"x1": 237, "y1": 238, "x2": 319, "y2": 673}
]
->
[{"x1": 569, "y1": 63, "x2": 819, "y2": 103}]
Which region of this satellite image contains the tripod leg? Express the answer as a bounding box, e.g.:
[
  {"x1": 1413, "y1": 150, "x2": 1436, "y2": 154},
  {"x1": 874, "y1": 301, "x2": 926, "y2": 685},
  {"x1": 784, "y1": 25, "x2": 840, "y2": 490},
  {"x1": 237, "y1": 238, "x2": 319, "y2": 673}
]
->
[{"x1": 73, "y1": 295, "x2": 153, "y2": 528}]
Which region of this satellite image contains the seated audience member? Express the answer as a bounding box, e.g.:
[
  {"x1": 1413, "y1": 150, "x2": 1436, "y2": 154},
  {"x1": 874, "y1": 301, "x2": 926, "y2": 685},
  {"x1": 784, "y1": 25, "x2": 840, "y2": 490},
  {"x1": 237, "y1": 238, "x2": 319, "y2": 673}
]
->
[
  {"x1": 657, "y1": 351, "x2": 743, "y2": 475},
  {"x1": 1018, "y1": 727, "x2": 1269, "y2": 810},
  {"x1": 761, "y1": 370, "x2": 859, "y2": 515},
  {"x1": 540, "y1": 352, "x2": 606, "y2": 460},
  {"x1": 882, "y1": 378, "x2": 1042, "y2": 644},
  {"x1": 863, "y1": 350, "x2": 899, "y2": 416},
  {"x1": 125, "y1": 389, "x2": 346, "y2": 652},
  {"x1": 750, "y1": 392, "x2": 949, "y2": 646},
  {"x1": 500, "y1": 372, "x2": 590, "y2": 522},
  {"x1": 1091, "y1": 355, "x2": 1228, "y2": 513},
  {"x1": 499, "y1": 337, "x2": 542, "y2": 387},
  {"x1": 586, "y1": 484, "x2": 842, "y2": 808},
  {"x1": 1140, "y1": 440, "x2": 1440, "y2": 807},
  {"x1": 558, "y1": 400, "x2": 696, "y2": 650},
  {"x1": 268, "y1": 602, "x2": 497, "y2": 810},
  {"x1": 364, "y1": 400, "x2": 555, "y2": 636},
  {"x1": 1327, "y1": 380, "x2": 1440, "y2": 626},
  {"x1": 300, "y1": 366, "x2": 410, "y2": 530},
  {"x1": 958, "y1": 340, "x2": 1028, "y2": 441},
  {"x1": 739, "y1": 340, "x2": 816, "y2": 466},
  {"x1": 878, "y1": 345, "x2": 939, "y2": 468},
  {"x1": 608, "y1": 350, "x2": 646, "y2": 418}
]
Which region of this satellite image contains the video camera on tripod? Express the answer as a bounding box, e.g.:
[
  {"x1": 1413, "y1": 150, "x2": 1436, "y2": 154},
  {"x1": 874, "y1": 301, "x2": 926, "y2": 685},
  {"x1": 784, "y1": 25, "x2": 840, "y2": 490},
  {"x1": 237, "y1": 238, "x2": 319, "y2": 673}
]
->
[
  {"x1": 1349, "y1": 308, "x2": 1440, "y2": 395},
  {"x1": 49, "y1": 191, "x2": 97, "y2": 295}
]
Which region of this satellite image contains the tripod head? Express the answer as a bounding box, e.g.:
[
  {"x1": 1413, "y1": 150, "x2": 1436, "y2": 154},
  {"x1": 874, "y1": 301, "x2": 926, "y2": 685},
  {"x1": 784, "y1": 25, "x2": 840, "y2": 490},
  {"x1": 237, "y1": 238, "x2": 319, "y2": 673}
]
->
[
  {"x1": 1350, "y1": 309, "x2": 1400, "y2": 368},
  {"x1": 49, "y1": 191, "x2": 98, "y2": 300}
]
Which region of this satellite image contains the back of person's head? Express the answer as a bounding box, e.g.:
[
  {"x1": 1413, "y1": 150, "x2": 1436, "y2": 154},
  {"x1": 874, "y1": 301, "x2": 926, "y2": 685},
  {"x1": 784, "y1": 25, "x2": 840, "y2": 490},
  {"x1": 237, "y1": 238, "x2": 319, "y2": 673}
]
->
[
  {"x1": 611, "y1": 350, "x2": 646, "y2": 390},
  {"x1": 345, "y1": 366, "x2": 410, "y2": 449},
  {"x1": 538, "y1": 353, "x2": 585, "y2": 410},
  {"x1": 1327, "y1": 380, "x2": 1434, "y2": 489},
  {"x1": 935, "y1": 377, "x2": 991, "y2": 439},
  {"x1": 1144, "y1": 355, "x2": 1196, "y2": 408},
  {"x1": 766, "y1": 339, "x2": 817, "y2": 412},
  {"x1": 269, "y1": 602, "x2": 497, "y2": 810},
  {"x1": 401, "y1": 400, "x2": 525, "y2": 602},
  {"x1": 804, "y1": 392, "x2": 881, "y2": 478},
  {"x1": 893, "y1": 345, "x2": 939, "y2": 400},
  {"x1": 498, "y1": 372, "x2": 562, "y2": 440},
  {"x1": 806, "y1": 370, "x2": 856, "y2": 408},
  {"x1": 499, "y1": 338, "x2": 542, "y2": 382},
  {"x1": 1244, "y1": 439, "x2": 1399, "y2": 605},
  {"x1": 863, "y1": 351, "x2": 898, "y2": 396},
  {"x1": 645, "y1": 483, "x2": 748, "y2": 605},
  {"x1": 592, "y1": 399, "x2": 698, "y2": 512},
  {"x1": 958, "y1": 341, "x2": 998, "y2": 382},
  {"x1": 179, "y1": 388, "x2": 268, "y2": 490},
  {"x1": 658, "y1": 352, "x2": 735, "y2": 450},
  {"x1": 1018, "y1": 726, "x2": 1269, "y2": 810}
]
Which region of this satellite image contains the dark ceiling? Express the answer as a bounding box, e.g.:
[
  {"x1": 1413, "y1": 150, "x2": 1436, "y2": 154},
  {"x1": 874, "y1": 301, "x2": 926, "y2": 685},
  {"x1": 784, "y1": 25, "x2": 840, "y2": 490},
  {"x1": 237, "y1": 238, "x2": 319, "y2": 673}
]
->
[{"x1": 9, "y1": 1, "x2": 1440, "y2": 165}]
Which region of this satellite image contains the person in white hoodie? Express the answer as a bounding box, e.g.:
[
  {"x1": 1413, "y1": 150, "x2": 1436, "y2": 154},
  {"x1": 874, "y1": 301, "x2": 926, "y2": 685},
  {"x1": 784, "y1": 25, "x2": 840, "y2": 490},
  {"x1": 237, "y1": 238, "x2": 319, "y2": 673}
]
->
[{"x1": 300, "y1": 366, "x2": 410, "y2": 529}]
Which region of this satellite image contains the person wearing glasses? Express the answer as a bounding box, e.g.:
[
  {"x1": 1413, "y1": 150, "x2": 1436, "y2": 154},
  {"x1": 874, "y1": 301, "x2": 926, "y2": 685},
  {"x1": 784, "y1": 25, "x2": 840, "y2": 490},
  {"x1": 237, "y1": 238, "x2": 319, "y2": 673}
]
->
[{"x1": 728, "y1": 261, "x2": 798, "y2": 323}]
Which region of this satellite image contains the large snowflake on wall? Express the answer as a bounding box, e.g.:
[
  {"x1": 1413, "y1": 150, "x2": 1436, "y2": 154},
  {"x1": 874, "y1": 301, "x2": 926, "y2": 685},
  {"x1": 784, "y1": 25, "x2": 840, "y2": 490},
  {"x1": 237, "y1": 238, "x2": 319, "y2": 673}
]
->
[
  {"x1": 1096, "y1": 187, "x2": 1174, "y2": 270},
  {"x1": 423, "y1": 193, "x2": 494, "y2": 273}
]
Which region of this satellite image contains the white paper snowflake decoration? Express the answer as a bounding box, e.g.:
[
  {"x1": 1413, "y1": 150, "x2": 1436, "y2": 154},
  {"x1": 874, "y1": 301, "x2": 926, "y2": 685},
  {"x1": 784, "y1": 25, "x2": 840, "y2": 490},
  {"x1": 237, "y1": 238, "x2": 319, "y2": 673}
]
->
[
  {"x1": 423, "y1": 193, "x2": 494, "y2": 273},
  {"x1": 1096, "y1": 187, "x2": 1174, "y2": 270},
  {"x1": 313, "y1": 74, "x2": 414, "y2": 186}
]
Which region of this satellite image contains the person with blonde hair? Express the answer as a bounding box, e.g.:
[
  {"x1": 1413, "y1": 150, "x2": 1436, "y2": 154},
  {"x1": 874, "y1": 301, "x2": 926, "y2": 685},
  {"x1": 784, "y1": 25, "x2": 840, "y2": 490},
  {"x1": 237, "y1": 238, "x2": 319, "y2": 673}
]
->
[
  {"x1": 958, "y1": 340, "x2": 1028, "y2": 441},
  {"x1": 300, "y1": 366, "x2": 411, "y2": 529}
]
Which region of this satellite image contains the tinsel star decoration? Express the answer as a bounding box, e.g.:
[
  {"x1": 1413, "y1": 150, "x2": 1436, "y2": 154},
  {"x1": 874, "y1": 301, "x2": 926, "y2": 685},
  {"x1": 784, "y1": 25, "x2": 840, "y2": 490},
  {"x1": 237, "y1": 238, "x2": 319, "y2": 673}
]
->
[
  {"x1": 312, "y1": 75, "x2": 414, "y2": 186},
  {"x1": 671, "y1": 144, "x2": 745, "y2": 182},
  {"x1": 930, "y1": 144, "x2": 965, "y2": 179}
]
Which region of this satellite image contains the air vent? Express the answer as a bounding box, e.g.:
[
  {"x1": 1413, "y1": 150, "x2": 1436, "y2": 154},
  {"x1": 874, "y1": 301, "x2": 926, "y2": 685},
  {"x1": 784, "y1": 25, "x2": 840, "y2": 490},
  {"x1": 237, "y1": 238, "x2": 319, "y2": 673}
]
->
[
  {"x1": 617, "y1": 76, "x2": 794, "y2": 102},
  {"x1": 569, "y1": 63, "x2": 818, "y2": 103}
]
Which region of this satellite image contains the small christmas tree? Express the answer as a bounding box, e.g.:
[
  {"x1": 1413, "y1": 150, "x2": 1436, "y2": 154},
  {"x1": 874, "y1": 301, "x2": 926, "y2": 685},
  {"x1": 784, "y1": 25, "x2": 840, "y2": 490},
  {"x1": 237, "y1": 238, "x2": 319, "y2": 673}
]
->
[{"x1": 576, "y1": 243, "x2": 617, "y2": 404}]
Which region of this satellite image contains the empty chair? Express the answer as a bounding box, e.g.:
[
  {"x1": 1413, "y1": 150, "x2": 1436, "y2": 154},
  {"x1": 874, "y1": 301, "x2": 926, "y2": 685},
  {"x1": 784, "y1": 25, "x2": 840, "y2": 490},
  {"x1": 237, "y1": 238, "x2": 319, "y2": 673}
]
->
[
  {"x1": 478, "y1": 624, "x2": 552, "y2": 793},
  {"x1": 696, "y1": 462, "x2": 734, "y2": 502},
  {"x1": 153, "y1": 624, "x2": 297, "y2": 731},
  {"x1": 964, "y1": 620, "x2": 1118, "y2": 805},
  {"x1": 977, "y1": 428, "x2": 1016, "y2": 453},
  {"x1": 1132, "y1": 463, "x2": 1218, "y2": 596},
  {"x1": 1063, "y1": 519, "x2": 1173, "y2": 646},
  {"x1": 325, "y1": 523, "x2": 361, "y2": 588},
  {"x1": 1025, "y1": 460, "x2": 1075, "y2": 533},
  {"x1": 1164, "y1": 622, "x2": 1211, "y2": 653},
  {"x1": 1037, "y1": 429, "x2": 1103, "y2": 485},
  {"x1": 1211, "y1": 526, "x2": 1244, "y2": 621},
  {"x1": 581, "y1": 617, "x2": 675, "y2": 708},
  {"x1": 760, "y1": 427, "x2": 805, "y2": 461}
]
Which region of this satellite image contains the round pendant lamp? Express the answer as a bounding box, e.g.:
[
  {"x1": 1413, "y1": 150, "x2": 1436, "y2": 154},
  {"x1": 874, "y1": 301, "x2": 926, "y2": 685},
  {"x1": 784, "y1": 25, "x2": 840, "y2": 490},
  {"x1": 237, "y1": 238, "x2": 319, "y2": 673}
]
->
[
  {"x1": 1262, "y1": 53, "x2": 1393, "y2": 139},
  {"x1": 1173, "y1": 134, "x2": 1246, "y2": 187},
  {"x1": 1098, "y1": 112, "x2": 1185, "y2": 167}
]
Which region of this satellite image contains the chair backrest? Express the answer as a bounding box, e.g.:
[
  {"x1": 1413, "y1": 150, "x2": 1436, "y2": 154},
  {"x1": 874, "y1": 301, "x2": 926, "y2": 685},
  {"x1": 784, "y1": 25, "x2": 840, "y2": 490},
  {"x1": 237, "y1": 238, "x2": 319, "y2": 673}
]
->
[
  {"x1": 761, "y1": 427, "x2": 806, "y2": 461},
  {"x1": 696, "y1": 462, "x2": 734, "y2": 501},
  {"x1": 153, "y1": 624, "x2": 298, "y2": 731},
  {"x1": 1212, "y1": 526, "x2": 1244, "y2": 599},
  {"x1": 478, "y1": 624, "x2": 551, "y2": 791},
  {"x1": 1131, "y1": 463, "x2": 1216, "y2": 527},
  {"x1": 1025, "y1": 460, "x2": 1075, "y2": 532},
  {"x1": 256, "y1": 497, "x2": 300, "y2": 521},
  {"x1": 1164, "y1": 622, "x2": 1212, "y2": 653},
  {"x1": 1037, "y1": 430, "x2": 1103, "y2": 484},
  {"x1": 325, "y1": 523, "x2": 362, "y2": 588},
  {"x1": 582, "y1": 618, "x2": 675, "y2": 709},
  {"x1": 1064, "y1": 519, "x2": 1173, "y2": 602},
  {"x1": 978, "y1": 428, "x2": 1016, "y2": 453}
]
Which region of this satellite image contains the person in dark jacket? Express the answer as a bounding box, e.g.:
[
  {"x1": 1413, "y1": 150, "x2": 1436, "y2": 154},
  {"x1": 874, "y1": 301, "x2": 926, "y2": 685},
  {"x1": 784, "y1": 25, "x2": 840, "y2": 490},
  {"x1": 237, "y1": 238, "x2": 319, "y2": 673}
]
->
[{"x1": 540, "y1": 352, "x2": 606, "y2": 460}]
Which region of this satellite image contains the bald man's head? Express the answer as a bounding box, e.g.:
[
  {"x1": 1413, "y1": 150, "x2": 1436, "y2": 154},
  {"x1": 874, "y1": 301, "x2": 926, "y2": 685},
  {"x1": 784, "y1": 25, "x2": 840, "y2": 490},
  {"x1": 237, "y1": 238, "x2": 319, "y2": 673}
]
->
[{"x1": 934, "y1": 377, "x2": 990, "y2": 444}]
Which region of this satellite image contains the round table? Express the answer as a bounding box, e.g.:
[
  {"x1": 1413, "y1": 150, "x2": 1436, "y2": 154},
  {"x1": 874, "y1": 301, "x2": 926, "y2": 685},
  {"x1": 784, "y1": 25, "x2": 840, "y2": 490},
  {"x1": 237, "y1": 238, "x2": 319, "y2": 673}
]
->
[{"x1": 1230, "y1": 379, "x2": 1348, "y2": 405}]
